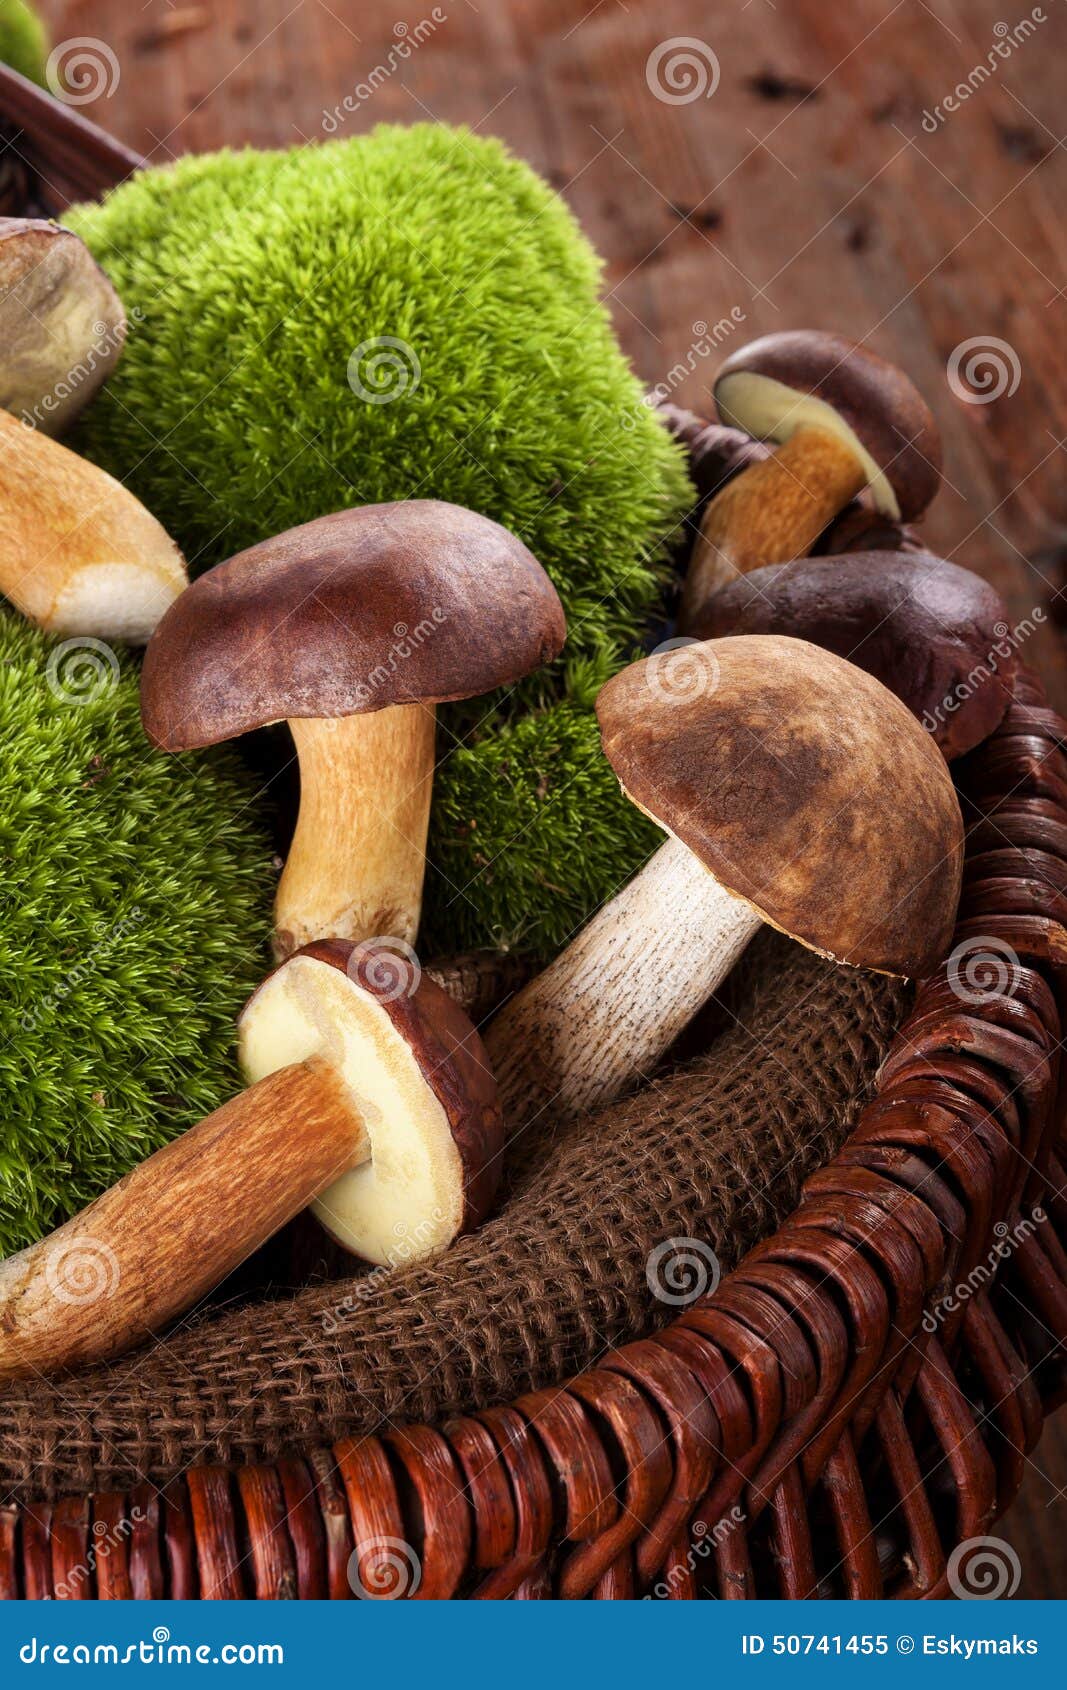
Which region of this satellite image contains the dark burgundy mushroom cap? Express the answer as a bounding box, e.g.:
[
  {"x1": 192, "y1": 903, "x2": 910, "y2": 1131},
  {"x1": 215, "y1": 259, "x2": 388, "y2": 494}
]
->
[
  {"x1": 656, "y1": 401, "x2": 771, "y2": 505},
  {"x1": 140, "y1": 500, "x2": 566, "y2": 751},
  {"x1": 689, "y1": 551, "x2": 1014, "y2": 761},
  {"x1": 596, "y1": 634, "x2": 962, "y2": 978},
  {"x1": 818, "y1": 504, "x2": 922, "y2": 556},
  {"x1": 714, "y1": 331, "x2": 942, "y2": 521}
]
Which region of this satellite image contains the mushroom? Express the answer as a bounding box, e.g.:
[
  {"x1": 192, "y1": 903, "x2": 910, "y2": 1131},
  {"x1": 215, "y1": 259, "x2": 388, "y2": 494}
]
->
[
  {"x1": 689, "y1": 550, "x2": 1015, "y2": 761},
  {"x1": 0, "y1": 216, "x2": 125, "y2": 436},
  {"x1": 485, "y1": 635, "x2": 962, "y2": 1126},
  {"x1": 679, "y1": 331, "x2": 942, "y2": 628},
  {"x1": 0, "y1": 941, "x2": 502, "y2": 1379},
  {"x1": 140, "y1": 500, "x2": 566, "y2": 958},
  {"x1": 0, "y1": 411, "x2": 186, "y2": 640}
]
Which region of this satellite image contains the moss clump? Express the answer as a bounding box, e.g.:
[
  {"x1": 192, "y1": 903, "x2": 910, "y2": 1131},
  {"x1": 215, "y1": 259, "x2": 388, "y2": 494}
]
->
[
  {"x1": 0, "y1": 610, "x2": 274, "y2": 1254},
  {"x1": 0, "y1": 0, "x2": 48, "y2": 85},
  {"x1": 67, "y1": 127, "x2": 691, "y2": 954}
]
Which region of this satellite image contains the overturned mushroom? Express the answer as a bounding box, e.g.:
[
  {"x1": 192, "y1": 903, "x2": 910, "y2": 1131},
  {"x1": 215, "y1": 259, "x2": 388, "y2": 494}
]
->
[
  {"x1": 680, "y1": 332, "x2": 941, "y2": 627},
  {"x1": 0, "y1": 941, "x2": 501, "y2": 1379},
  {"x1": 0, "y1": 411, "x2": 186, "y2": 640},
  {"x1": 141, "y1": 500, "x2": 565, "y2": 958},
  {"x1": 690, "y1": 550, "x2": 1015, "y2": 761},
  {"x1": 0, "y1": 217, "x2": 125, "y2": 436},
  {"x1": 485, "y1": 635, "x2": 962, "y2": 1126}
]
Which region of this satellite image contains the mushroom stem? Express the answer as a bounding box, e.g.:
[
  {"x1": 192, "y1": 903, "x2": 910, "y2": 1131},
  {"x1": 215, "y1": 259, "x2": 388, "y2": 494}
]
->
[
  {"x1": 484, "y1": 834, "x2": 762, "y2": 1128},
  {"x1": 0, "y1": 1060, "x2": 370, "y2": 1381},
  {"x1": 679, "y1": 424, "x2": 867, "y2": 628},
  {"x1": 277, "y1": 704, "x2": 436, "y2": 958}
]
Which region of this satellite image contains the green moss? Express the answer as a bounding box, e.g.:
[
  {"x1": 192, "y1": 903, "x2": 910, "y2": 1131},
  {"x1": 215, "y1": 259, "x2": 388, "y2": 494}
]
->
[
  {"x1": 0, "y1": 0, "x2": 48, "y2": 85},
  {"x1": 67, "y1": 127, "x2": 692, "y2": 955},
  {"x1": 0, "y1": 609, "x2": 274, "y2": 1255}
]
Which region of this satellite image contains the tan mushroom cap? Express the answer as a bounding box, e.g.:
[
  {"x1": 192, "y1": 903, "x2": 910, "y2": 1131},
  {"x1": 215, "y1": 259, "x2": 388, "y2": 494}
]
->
[
  {"x1": 714, "y1": 331, "x2": 942, "y2": 521},
  {"x1": 595, "y1": 635, "x2": 963, "y2": 978},
  {"x1": 141, "y1": 500, "x2": 566, "y2": 751}
]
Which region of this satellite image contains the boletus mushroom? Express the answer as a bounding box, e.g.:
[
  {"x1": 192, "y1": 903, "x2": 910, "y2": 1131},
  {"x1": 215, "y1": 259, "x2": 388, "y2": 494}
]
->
[
  {"x1": 690, "y1": 551, "x2": 1016, "y2": 761},
  {"x1": 140, "y1": 500, "x2": 565, "y2": 957},
  {"x1": 0, "y1": 411, "x2": 187, "y2": 640},
  {"x1": 680, "y1": 331, "x2": 942, "y2": 627},
  {"x1": 0, "y1": 217, "x2": 125, "y2": 436},
  {"x1": 0, "y1": 942, "x2": 501, "y2": 1380},
  {"x1": 485, "y1": 635, "x2": 962, "y2": 1126}
]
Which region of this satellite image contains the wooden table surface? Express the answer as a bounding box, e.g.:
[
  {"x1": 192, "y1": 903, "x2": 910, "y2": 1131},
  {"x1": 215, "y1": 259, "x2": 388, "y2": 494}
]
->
[{"x1": 32, "y1": 0, "x2": 1067, "y2": 1596}]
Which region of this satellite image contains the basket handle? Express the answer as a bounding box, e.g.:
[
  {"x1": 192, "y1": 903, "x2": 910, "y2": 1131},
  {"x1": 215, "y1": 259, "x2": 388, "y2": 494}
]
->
[{"x1": 0, "y1": 63, "x2": 145, "y2": 209}]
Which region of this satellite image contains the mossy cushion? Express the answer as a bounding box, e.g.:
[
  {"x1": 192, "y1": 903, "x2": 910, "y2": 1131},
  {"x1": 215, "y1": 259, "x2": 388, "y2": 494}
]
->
[
  {"x1": 67, "y1": 126, "x2": 691, "y2": 955},
  {"x1": 0, "y1": 609, "x2": 273, "y2": 1254},
  {"x1": 0, "y1": 0, "x2": 48, "y2": 86}
]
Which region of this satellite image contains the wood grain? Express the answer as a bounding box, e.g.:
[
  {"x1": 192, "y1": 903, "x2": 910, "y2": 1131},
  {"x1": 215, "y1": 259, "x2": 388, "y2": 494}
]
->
[{"x1": 30, "y1": 0, "x2": 1067, "y2": 1595}]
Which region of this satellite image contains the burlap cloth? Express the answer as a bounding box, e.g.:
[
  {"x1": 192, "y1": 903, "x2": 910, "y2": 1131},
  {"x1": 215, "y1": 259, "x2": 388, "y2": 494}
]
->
[{"x1": 0, "y1": 930, "x2": 907, "y2": 1500}]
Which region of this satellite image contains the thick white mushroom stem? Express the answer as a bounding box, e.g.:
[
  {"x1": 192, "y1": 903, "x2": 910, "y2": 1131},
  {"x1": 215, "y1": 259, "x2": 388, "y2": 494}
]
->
[
  {"x1": 0, "y1": 1059, "x2": 370, "y2": 1382},
  {"x1": 679, "y1": 424, "x2": 867, "y2": 628},
  {"x1": 276, "y1": 704, "x2": 436, "y2": 958},
  {"x1": 484, "y1": 834, "x2": 762, "y2": 1129}
]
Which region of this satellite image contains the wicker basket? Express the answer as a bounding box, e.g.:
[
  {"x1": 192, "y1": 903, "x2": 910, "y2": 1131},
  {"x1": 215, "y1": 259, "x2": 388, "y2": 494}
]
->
[{"x1": 0, "y1": 67, "x2": 1065, "y2": 1600}]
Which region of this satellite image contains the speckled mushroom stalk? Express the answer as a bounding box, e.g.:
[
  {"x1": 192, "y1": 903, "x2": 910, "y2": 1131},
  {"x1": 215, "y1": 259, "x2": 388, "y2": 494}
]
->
[
  {"x1": 679, "y1": 332, "x2": 942, "y2": 629},
  {"x1": 0, "y1": 412, "x2": 187, "y2": 641},
  {"x1": 140, "y1": 500, "x2": 565, "y2": 959},
  {"x1": 0, "y1": 943, "x2": 503, "y2": 1380},
  {"x1": 485, "y1": 635, "x2": 963, "y2": 1129},
  {"x1": 0, "y1": 217, "x2": 125, "y2": 437}
]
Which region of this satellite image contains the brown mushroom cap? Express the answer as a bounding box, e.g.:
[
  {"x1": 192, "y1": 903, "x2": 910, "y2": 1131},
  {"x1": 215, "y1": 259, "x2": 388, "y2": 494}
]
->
[
  {"x1": 141, "y1": 500, "x2": 566, "y2": 751},
  {"x1": 595, "y1": 634, "x2": 962, "y2": 977},
  {"x1": 238, "y1": 938, "x2": 502, "y2": 1263},
  {"x1": 689, "y1": 551, "x2": 1014, "y2": 762},
  {"x1": 714, "y1": 332, "x2": 941, "y2": 521}
]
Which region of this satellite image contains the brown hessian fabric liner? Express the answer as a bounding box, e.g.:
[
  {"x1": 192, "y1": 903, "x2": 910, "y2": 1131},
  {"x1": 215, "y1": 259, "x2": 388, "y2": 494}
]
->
[{"x1": 0, "y1": 927, "x2": 907, "y2": 1502}]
